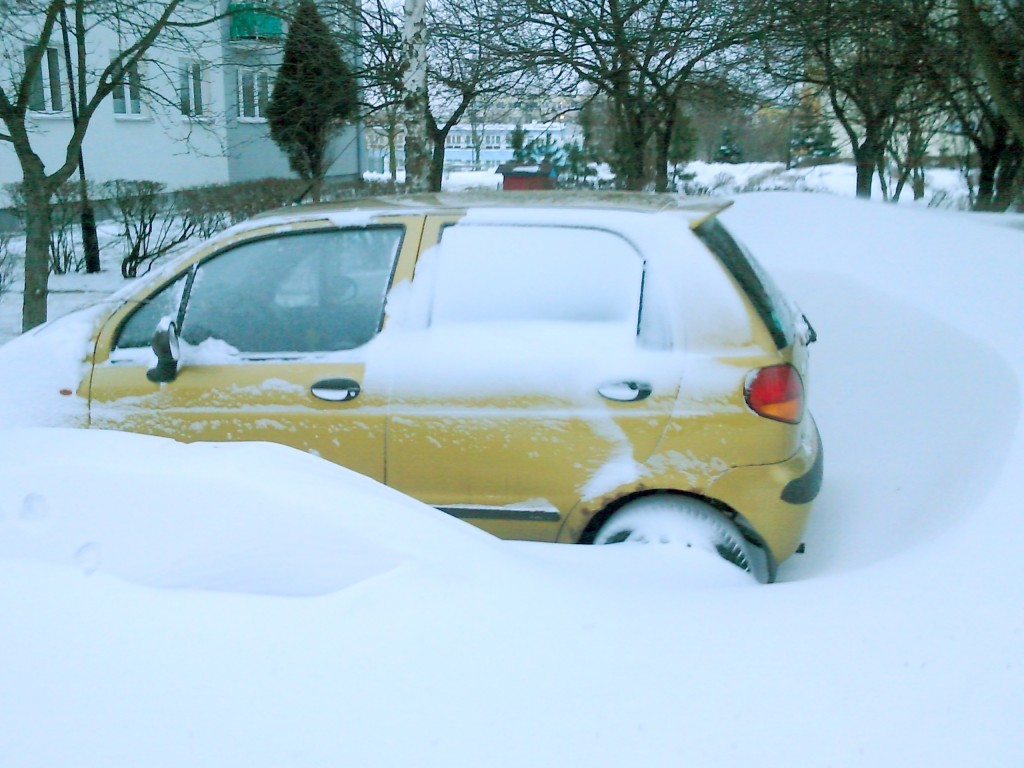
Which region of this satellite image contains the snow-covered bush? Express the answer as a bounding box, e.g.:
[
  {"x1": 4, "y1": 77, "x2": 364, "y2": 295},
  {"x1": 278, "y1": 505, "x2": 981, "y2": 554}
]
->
[{"x1": 103, "y1": 180, "x2": 198, "y2": 278}]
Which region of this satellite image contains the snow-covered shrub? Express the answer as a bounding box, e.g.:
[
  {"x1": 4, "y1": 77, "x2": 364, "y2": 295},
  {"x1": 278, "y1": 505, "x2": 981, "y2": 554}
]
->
[
  {"x1": 738, "y1": 165, "x2": 787, "y2": 192},
  {"x1": 216, "y1": 178, "x2": 312, "y2": 224},
  {"x1": 103, "y1": 180, "x2": 198, "y2": 278},
  {"x1": 174, "y1": 185, "x2": 231, "y2": 240}
]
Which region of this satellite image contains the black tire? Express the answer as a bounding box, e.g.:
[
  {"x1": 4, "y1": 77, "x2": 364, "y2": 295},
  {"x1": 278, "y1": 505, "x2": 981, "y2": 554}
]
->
[{"x1": 592, "y1": 495, "x2": 755, "y2": 575}]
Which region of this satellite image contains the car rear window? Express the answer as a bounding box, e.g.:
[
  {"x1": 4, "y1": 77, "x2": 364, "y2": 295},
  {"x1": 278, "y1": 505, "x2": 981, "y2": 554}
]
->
[{"x1": 694, "y1": 218, "x2": 794, "y2": 349}]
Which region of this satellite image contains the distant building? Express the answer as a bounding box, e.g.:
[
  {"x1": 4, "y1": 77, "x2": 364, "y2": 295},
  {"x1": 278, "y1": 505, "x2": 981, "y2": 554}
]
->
[
  {"x1": 365, "y1": 95, "x2": 583, "y2": 175},
  {"x1": 0, "y1": 1, "x2": 364, "y2": 205}
]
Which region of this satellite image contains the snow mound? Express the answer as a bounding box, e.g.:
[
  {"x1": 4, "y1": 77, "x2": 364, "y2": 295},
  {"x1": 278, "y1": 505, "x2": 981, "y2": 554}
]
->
[{"x1": 0, "y1": 428, "x2": 502, "y2": 596}]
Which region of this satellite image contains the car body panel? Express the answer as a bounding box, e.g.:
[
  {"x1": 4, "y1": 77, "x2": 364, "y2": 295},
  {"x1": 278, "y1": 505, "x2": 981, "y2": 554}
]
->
[{"x1": 90, "y1": 360, "x2": 387, "y2": 481}]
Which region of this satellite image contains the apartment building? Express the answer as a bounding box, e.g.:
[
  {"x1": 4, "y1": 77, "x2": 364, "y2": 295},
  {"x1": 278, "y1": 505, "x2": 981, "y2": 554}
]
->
[{"x1": 0, "y1": 2, "x2": 364, "y2": 205}]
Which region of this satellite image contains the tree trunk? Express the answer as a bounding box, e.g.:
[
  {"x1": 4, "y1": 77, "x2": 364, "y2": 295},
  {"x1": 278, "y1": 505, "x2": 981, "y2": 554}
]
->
[
  {"x1": 402, "y1": 0, "x2": 431, "y2": 193},
  {"x1": 652, "y1": 117, "x2": 673, "y2": 193},
  {"x1": 892, "y1": 167, "x2": 908, "y2": 203},
  {"x1": 853, "y1": 147, "x2": 875, "y2": 199},
  {"x1": 993, "y1": 143, "x2": 1023, "y2": 212},
  {"x1": 387, "y1": 128, "x2": 399, "y2": 186},
  {"x1": 853, "y1": 125, "x2": 887, "y2": 199},
  {"x1": 613, "y1": 105, "x2": 648, "y2": 191},
  {"x1": 429, "y1": 134, "x2": 446, "y2": 192},
  {"x1": 21, "y1": 174, "x2": 54, "y2": 332},
  {"x1": 975, "y1": 145, "x2": 1000, "y2": 211},
  {"x1": 912, "y1": 167, "x2": 925, "y2": 201}
]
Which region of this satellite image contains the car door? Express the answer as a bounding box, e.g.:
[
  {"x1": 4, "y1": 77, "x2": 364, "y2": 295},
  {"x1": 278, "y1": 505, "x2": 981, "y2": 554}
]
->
[
  {"x1": 381, "y1": 215, "x2": 683, "y2": 540},
  {"x1": 87, "y1": 220, "x2": 421, "y2": 482}
]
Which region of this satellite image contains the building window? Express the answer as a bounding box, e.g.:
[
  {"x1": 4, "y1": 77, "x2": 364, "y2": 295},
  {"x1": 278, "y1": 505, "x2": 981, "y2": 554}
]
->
[
  {"x1": 238, "y1": 69, "x2": 271, "y2": 119},
  {"x1": 179, "y1": 60, "x2": 205, "y2": 117},
  {"x1": 112, "y1": 59, "x2": 142, "y2": 115},
  {"x1": 484, "y1": 133, "x2": 502, "y2": 150},
  {"x1": 444, "y1": 133, "x2": 463, "y2": 149},
  {"x1": 25, "y1": 47, "x2": 64, "y2": 113}
]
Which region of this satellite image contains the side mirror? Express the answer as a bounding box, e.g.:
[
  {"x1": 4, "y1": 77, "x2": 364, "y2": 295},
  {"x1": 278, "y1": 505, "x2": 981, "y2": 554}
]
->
[{"x1": 146, "y1": 320, "x2": 181, "y2": 383}]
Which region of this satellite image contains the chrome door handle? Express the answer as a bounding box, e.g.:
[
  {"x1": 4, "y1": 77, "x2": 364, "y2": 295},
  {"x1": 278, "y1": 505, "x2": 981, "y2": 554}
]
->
[
  {"x1": 311, "y1": 378, "x2": 361, "y2": 402},
  {"x1": 598, "y1": 381, "x2": 652, "y2": 402}
]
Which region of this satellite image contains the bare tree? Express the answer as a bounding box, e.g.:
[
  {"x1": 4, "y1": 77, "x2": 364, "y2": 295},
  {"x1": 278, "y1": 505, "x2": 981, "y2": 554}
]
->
[
  {"x1": 497, "y1": 0, "x2": 770, "y2": 191},
  {"x1": 364, "y1": 0, "x2": 540, "y2": 191},
  {"x1": 0, "y1": 0, "x2": 215, "y2": 331},
  {"x1": 957, "y1": 0, "x2": 1024, "y2": 147},
  {"x1": 420, "y1": 0, "x2": 539, "y2": 190},
  {"x1": 920, "y1": 2, "x2": 1022, "y2": 210},
  {"x1": 773, "y1": 0, "x2": 934, "y2": 199}
]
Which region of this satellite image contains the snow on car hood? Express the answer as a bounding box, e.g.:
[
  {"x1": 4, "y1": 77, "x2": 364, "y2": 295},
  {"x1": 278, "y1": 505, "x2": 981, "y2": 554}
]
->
[{"x1": 0, "y1": 304, "x2": 110, "y2": 428}]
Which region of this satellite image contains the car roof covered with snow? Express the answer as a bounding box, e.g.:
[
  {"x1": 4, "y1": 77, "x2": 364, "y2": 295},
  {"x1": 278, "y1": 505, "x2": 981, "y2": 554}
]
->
[{"x1": 249, "y1": 190, "x2": 734, "y2": 227}]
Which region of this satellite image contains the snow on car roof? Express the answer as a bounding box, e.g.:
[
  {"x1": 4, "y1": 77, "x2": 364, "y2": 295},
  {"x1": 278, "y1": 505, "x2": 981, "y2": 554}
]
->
[{"x1": 250, "y1": 191, "x2": 735, "y2": 226}]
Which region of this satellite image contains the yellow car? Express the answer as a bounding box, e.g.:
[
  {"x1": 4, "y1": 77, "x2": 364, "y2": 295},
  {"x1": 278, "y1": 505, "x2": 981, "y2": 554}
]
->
[{"x1": 82, "y1": 192, "x2": 821, "y2": 581}]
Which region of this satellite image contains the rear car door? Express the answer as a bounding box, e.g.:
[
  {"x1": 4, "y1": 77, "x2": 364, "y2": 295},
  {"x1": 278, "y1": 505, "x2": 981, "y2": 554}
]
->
[
  {"x1": 381, "y1": 214, "x2": 683, "y2": 540},
  {"x1": 87, "y1": 219, "x2": 422, "y2": 482}
]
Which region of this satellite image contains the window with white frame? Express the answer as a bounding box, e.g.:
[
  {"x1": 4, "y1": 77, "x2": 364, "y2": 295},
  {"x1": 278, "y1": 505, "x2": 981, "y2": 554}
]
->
[
  {"x1": 112, "y1": 58, "x2": 142, "y2": 116},
  {"x1": 25, "y1": 47, "x2": 64, "y2": 113},
  {"x1": 238, "y1": 69, "x2": 271, "y2": 119},
  {"x1": 179, "y1": 60, "x2": 206, "y2": 117},
  {"x1": 484, "y1": 133, "x2": 502, "y2": 150},
  {"x1": 444, "y1": 133, "x2": 463, "y2": 149}
]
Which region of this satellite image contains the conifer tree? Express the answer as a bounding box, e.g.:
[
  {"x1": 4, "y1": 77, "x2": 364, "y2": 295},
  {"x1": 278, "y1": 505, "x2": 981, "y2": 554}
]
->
[
  {"x1": 268, "y1": 0, "x2": 358, "y2": 201},
  {"x1": 790, "y1": 88, "x2": 838, "y2": 164},
  {"x1": 715, "y1": 127, "x2": 742, "y2": 163}
]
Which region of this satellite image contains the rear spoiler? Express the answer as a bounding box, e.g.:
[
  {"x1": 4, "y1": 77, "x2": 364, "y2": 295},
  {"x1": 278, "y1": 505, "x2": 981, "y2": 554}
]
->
[{"x1": 688, "y1": 200, "x2": 734, "y2": 230}]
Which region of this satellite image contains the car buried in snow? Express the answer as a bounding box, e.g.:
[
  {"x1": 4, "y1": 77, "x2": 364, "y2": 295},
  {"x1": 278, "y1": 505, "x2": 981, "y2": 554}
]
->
[{"x1": 35, "y1": 192, "x2": 823, "y2": 582}]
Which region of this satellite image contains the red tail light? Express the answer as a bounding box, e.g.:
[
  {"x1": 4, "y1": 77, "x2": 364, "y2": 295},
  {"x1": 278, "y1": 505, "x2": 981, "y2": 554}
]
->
[{"x1": 745, "y1": 364, "x2": 804, "y2": 424}]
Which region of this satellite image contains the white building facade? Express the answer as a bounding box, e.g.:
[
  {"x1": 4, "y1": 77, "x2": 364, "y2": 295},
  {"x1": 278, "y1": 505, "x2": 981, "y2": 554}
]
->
[{"x1": 1, "y1": 1, "x2": 364, "y2": 208}]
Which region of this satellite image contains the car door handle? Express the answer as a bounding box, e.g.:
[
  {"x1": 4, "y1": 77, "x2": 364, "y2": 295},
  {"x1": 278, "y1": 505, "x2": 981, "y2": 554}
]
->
[
  {"x1": 311, "y1": 378, "x2": 361, "y2": 402},
  {"x1": 598, "y1": 381, "x2": 653, "y2": 402}
]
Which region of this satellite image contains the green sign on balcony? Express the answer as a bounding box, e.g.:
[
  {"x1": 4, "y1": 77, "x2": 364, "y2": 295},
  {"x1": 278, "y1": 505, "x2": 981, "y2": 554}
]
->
[{"x1": 229, "y1": 3, "x2": 283, "y2": 40}]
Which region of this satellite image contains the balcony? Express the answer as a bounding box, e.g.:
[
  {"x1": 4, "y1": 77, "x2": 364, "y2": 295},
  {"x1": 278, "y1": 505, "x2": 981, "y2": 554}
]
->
[{"x1": 228, "y1": 3, "x2": 283, "y2": 42}]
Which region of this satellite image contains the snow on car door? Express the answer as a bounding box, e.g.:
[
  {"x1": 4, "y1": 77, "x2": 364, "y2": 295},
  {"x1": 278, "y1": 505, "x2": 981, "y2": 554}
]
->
[
  {"x1": 379, "y1": 216, "x2": 682, "y2": 541},
  {"x1": 88, "y1": 224, "x2": 416, "y2": 482}
]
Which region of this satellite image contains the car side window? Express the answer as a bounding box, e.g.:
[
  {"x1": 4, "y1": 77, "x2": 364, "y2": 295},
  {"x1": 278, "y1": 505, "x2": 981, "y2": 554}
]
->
[
  {"x1": 115, "y1": 272, "x2": 190, "y2": 349},
  {"x1": 431, "y1": 224, "x2": 644, "y2": 329},
  {"x1": 115, "y1": 227, "x2": 403, "y2": 355}
]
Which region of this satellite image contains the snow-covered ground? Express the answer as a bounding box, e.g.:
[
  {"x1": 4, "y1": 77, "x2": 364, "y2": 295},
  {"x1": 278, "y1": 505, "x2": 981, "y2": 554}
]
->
[{"x1": 1, "y1": 166, "x2": 1023, "y2": 766}]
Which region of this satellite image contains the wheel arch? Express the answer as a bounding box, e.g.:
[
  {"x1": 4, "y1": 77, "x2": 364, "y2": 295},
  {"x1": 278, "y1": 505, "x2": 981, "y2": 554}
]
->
[{"x1": 573, "y1": 489, "x2": 778, "y2": 583}]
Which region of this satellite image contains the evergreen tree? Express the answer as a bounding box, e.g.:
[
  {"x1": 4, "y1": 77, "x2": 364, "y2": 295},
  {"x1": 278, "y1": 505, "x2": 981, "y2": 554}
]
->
[
  {"x1": 714, "y1": 127, "x2": 742, "y2": 163},
  {"x1": 790, "y1": 88, "x2": 837, "y2": 164},
  {"x1": 812, "y1": 122, "x2": 839, "y2": 159},
  {"x1": 268, "y1": 0, "x2": 357, "y2": 201},
  {"x1": 510, "y1": 124, "x2": 528, "y2": 160}
]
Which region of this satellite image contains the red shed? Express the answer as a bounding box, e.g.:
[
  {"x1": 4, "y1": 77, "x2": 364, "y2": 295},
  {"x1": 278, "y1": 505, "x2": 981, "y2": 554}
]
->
[{"x1": 496, "y1": 160, "x2": 557, "y2": 191}]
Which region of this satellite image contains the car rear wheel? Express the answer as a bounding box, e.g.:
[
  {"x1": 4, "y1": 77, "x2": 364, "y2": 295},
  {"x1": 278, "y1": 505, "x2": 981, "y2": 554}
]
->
[{"x1": 592, "y1": 495, "x2": 756, "y2": 576}]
